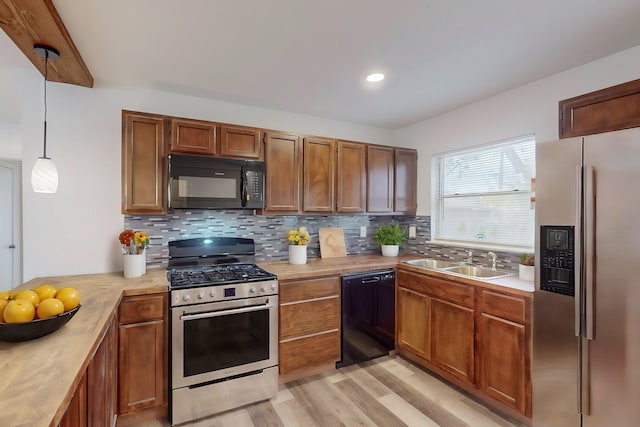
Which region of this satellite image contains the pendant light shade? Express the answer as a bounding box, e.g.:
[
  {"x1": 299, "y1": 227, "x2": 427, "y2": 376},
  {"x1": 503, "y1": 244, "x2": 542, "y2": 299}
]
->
[{"x1": 32, "y1": 44, "x2": 60, "y2": 194}]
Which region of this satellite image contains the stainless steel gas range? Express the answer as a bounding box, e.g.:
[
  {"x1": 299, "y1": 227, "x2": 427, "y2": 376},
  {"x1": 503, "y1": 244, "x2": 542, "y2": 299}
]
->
[{"x1": 167, "y1": 237, "x2": 278, "y2": 426}]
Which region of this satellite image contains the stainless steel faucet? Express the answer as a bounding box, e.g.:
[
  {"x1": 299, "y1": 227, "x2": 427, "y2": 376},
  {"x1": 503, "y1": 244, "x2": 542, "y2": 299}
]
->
[
  {"x1": 488, "y1": 251, "x2": 497, "y2": 270},
  {"x1": 466, "y1": 250, "x2": 473, "y2": 264}
]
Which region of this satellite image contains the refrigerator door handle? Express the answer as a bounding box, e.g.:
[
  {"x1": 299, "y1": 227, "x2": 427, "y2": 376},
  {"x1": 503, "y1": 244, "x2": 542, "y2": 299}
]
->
[
  {"x1": 575, "y1": 166, "x2": 583, "y2": 337},
  {"x1": 584, "y1": 166, "x2": 596, "y2": 340}
]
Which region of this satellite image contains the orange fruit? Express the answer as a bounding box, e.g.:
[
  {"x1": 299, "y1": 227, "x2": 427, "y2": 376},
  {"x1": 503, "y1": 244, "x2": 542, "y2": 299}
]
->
[
  {"x1": 56, "y1": 288, "x2": 80, "y2": 311},
  {"x1": 0, "y1": 290, "x2": 10, "y2": 301},
  {"x1": 3, "y1": 299, "x2": 36, "y2": 323},
  {"x1": 37, "y1": 298, "x2": 65, "y2": 319},
  {"x1": 34, "y1": 284, "x2": 58, "y2": 301},
  {"x1": 13, "y1": 289, "x2": 40, "y2": 307},
  {"x1": 0, "y1": 299, "x2": 8, "y2": 322}
]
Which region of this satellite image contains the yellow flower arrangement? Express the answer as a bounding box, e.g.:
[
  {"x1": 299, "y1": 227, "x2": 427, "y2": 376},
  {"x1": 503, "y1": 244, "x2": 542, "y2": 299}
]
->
[
  {"x1": 288, "y1": 226, "x2": 310, "y2": 246},
  {"x1": 119, "y1": 229, "x2": 150, "y2": 255}
]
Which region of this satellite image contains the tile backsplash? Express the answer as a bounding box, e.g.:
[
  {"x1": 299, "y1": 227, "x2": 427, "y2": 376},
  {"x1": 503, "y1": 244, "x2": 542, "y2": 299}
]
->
[{"x1": 125, "y1": 210, "x2": 521, "y2": 271}]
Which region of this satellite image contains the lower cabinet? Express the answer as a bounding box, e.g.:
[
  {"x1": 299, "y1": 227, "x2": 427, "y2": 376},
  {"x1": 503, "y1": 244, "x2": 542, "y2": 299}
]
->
[
  {"x1": 118, "y1": 293, "x2": 167, "y2": 416},
  {"x1": 278, "y1": 276, "x2": 340, "y2": 380},
  {"x1": 59, "y1": 313, "x2": 118, "y2": 427},
  {"x1": 397, "y1": 268, "x2": 532, "y2": 419}
]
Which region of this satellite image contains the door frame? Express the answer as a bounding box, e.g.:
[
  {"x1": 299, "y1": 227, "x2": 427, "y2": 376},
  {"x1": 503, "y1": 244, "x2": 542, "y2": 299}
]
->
[{"x1": 0, "y1": 159, "x2": 22, "y2": 289}]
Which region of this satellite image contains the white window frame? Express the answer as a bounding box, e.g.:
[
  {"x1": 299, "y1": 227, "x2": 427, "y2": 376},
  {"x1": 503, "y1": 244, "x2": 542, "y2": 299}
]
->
[{"x1": 431, "y1": 134, "x2": 535, "y2": 252}]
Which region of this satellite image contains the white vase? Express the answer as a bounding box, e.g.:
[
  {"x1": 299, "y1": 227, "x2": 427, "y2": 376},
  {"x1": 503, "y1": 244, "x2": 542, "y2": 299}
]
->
[
  {"x1": 519, "y1": 264, "x2": 534, "y2": 281},
  {"x1": 124, "y1": 251, "x2": 146, "y2": 278},
  {"x1": 381, "y1": 244, "x2": 399, "y2": 257},
  {"x1": 289, "y1": 245, "x2": 307, "y2": 265}
]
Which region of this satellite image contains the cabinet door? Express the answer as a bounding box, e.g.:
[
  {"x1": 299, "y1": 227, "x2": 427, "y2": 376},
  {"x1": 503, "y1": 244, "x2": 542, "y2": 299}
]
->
[
  {"x1": 170, "y1": 118, "x2": 217, "y2": 155},
  {"x1": 122, "y1": 111, "x2": 167, "y2": 214},
  {"x1": 336, "y1": 141, "x2": 366, "y2": 213},
  {"x1": 264, "y1": 132, "x2": 302, "y2": 212},
  {"x1": 219, "y1": 125, "x2": 262, "y2": 159},
  {"x1": 430, "y1": 298, "x2": 474, "y2": 384},
  {"x1": 118, "y1": 319, "x2": 166, "y2": 414},
  {"x1": 397, "y1": 287, "x2": 429, "y2": 359},
  {"x1": 87, "y1": 316, "x2": 117, "y2": 427},
  {"x1": 367, "y1": 145, "x2": 394, "y2": 213},
  {"x1": 394, "y1": 148, "x2": 417, "y2": 213},
  {"x1": 59, "y1": 371, "x2": 87, "y2": 427},
  {"x1": 303, "y1": 136, "x2": 335, "y2": 212},
  {"x1": 480, "y1": 313, "x2": 527, "y2": 415}
]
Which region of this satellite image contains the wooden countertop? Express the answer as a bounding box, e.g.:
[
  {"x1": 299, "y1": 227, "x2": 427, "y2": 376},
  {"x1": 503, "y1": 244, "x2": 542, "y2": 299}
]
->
[{"x1": 0, "y1": 269, "x2": 168, "y2": 427}]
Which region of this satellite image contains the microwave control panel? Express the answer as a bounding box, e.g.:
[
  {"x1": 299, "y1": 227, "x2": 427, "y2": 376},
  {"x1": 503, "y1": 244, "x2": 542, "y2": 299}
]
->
[
  {"x1": 246, "y1": 170, "x2": 264, "y2": 203},
  {"x1": 540, "y1": 225, "x2": 575, "y2": 296}
]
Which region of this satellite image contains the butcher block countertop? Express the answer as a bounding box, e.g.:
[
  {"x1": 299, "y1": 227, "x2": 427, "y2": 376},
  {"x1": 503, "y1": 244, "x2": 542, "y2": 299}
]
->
[{"x1": 0, "y1": 268, "x2": 168, "y2": 427}]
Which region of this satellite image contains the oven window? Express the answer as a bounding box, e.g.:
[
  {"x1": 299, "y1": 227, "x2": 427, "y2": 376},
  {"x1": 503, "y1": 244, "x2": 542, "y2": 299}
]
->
[
  {"x1": 177, "y1": 175, "x2": 237, "y2": 199},
  {"x1": 183, "y1": 308, "x2": 269, "y2": 377}
]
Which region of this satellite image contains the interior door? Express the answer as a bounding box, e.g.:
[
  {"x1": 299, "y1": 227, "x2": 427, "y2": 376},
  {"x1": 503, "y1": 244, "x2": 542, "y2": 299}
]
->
[{"x1": 0, "y1": 162, "x2": 15, "y2": 291}]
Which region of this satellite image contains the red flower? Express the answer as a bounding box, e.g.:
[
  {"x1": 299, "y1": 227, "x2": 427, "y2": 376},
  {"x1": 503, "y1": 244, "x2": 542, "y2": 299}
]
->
[{"x1": 119, "y1": 229, "x2": 135, "y2": 246}]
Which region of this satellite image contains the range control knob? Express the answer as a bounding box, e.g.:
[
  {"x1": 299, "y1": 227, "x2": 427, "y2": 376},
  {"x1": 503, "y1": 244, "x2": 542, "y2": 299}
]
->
[
  {"x1": 261, "y1": 287, "x2": 267, "y2": 293},
  {"x1": 210, "y1": 290, "x2": 216, "y2": 298},
  {"x1": 271, "y1": 284, "x2": 277, "y2": 291},
  {"x1": 249, "y1": 287, "x2": 256, "y2": 294},
  {"x1": 182, "y1": 294, "x2": 190, "y2": 302},
  {"x1": 197, "y1": 292, "x2": 205, "y2": 300}
]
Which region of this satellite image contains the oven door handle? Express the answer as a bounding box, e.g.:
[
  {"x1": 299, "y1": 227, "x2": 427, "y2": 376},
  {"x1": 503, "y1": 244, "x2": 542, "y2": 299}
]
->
[{"x1": 180, "y1": 302, "x2": 275, "y2": 321}]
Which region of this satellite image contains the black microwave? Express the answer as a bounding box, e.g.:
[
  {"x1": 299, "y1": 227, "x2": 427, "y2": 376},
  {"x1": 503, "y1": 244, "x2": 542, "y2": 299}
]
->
[{"x1": 168, "y1": 154, "x2": 265, "y2": 209}]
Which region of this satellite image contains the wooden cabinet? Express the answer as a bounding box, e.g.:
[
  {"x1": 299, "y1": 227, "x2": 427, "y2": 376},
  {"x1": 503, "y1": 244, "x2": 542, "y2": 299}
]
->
[
  {"x1": 118, "y1": 293, "x2": 167, "y2": 416},
  {"x1": 59, "y1": 314, "x2": 117, "y2": 427},
  {"x1": 122, "y1": 111, "x2": 168, "y2": 215},
  {"x1": 170, "y1": 118, "x2": 217, "y2": 156},
  {"x1": 397, "y1": 270, "x2": 475, "y2": 384},
  {"x1": 263, "y1": 132, "x2": 302, "y2": 213},
  {"x1": 479, "y1": 289, "x2": 531, "y2": 417},
  {"x1": 367, "y1": 145, "x2": 394, "y2": 213},
  {"x1": 219, "y1": 125, "x2": 262, "y2": 159},
  {"x1": 303, "y1": 136, "x2": 335, "y2": 212},
  {"x1": 394, "y1": 148, "x2": 417, "y2": 214},
  {"x1": 336, "y1": 140, "x2": 366, "y2": 213},
  {"x1": 279, "y1": 276, "x2": 340, "y2": 380}
]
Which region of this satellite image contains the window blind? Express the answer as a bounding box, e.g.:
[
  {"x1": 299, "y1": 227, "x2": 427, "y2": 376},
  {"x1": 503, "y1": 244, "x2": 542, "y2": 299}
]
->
[{"x1": 433, "y1": 134, "x2": 535, "y2": 248}]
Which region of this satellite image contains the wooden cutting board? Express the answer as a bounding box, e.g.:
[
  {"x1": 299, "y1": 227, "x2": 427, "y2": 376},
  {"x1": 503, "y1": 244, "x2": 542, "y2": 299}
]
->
[{"x1": 318, "y1": 228, "x2": 347, "y2": 258}]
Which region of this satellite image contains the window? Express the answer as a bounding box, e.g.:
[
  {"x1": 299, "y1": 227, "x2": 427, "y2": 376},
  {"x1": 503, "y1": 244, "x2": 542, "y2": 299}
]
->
[{"x1": 433, "y1": 134, "x2": 535, "y2": 249}]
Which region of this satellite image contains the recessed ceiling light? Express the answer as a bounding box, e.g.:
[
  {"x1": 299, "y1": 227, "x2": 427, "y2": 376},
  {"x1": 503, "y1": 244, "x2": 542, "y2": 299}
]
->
[{"x1": 366, "y1": 73, "x2": 385, "y2": 82}]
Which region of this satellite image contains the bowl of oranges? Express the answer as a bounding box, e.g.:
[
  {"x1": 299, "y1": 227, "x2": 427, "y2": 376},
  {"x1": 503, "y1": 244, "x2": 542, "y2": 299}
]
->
[{"x1": 0, "y1": 285, "x2": 81, "y2": 342}]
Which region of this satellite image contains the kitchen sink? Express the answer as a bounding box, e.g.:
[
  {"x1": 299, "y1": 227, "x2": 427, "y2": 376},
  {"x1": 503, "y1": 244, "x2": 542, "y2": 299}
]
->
[
  {"x1": 404, "y1": 258, "x2": 460, "y2": 269},
  {"x1": 403, "y1": 258, "x2": 516, "y2": 280},
  {"x1": 444, "y1": 265, "x2": 515, "y2": 279}
]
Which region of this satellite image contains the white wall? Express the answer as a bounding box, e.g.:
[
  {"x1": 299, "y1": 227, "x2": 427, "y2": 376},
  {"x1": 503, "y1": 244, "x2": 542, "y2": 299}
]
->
[
  {"x1": 17, "y1": 78, "x2": 394, "y2": 281},
  {"x1": 397, "y1": 44, "x2": 640, "y2": 215}
]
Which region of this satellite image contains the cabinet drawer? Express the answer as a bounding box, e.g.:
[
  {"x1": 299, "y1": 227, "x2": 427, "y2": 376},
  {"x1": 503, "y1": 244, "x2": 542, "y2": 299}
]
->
[
  {"x1": 119, "y1": 294, "x2": 165, "y2": 324},
  {"x1": 279, "y1": 276, "x2": 339, "y2": 304},
  {"x1": 398, "y1": 270, "x2": 474, "y2": 308},
  {"x1": 280, "y1": 297, "x2": 339, "y2": 340},
  {"x1": 480, "y1": 290, "x2": 527, "y2": 324},
  {"x1": 279, "y1": 330, "x2": 340, "y2": 375}
]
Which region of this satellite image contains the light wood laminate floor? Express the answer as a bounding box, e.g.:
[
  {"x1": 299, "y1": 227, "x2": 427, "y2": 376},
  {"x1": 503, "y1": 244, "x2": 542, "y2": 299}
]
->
[{"x1": 138, "y1": 356, "x2": 526, "y2": 427}]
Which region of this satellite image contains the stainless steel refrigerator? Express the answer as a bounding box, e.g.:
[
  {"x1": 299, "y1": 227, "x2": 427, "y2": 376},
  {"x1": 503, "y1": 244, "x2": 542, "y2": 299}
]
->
[{"x1": 533, "y1": 127, "x2": 640, "y2": 426}]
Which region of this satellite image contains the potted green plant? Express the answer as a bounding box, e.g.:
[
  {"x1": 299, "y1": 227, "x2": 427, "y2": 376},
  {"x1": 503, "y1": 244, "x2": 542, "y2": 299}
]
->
[
  {"x1": 374, "y1": 222, "x2": 407, "y2": 257},
  {"x1": 519, "y1": 253, "x2": 534, "y2": 281}
]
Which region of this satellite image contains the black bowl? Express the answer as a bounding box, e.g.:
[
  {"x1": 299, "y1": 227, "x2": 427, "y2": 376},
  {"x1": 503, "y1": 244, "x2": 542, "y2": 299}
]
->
[{"x1": 0, "y1": 304, "x2": 81, "y2": 342}]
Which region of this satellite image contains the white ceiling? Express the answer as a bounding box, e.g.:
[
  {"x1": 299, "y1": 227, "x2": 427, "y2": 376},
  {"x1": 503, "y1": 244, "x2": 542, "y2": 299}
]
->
[{"x1": 3, "y1": 0, "x2": 640, "y2": 129}]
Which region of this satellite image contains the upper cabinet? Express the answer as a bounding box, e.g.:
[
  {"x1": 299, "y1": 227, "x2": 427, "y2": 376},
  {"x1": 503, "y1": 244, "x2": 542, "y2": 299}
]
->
[
  {"x1": 336, "y1": 141, "x2": 366, "y2": 213},
  {"x1": 367, "y1": 145, "x2": 394, "y2": 213},
  {"x1": 303, "y1": 137, "x2": 335, "y2": 213},
  {"x1": 170, "y1": 118, "x2": 217, "y2": 156},
  {"x1": 263, "y1": 132, "x2": 302, "y2": 213},
  {"x1": 122, "y1": 111, "x2": 168, "y2": 215},
  {"x1": 394, "y1": 148, "x2": 417, "y2": 214},
  {"x1": 219, "y1": 125, "x2": 262, "y2": 160}
]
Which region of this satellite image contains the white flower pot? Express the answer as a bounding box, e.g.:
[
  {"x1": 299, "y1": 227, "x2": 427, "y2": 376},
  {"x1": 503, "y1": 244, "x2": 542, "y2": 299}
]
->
[
  {"x1": 289, "y1": 245, "x2": 308, "y2": 264},
  {"x1": 381, "y1": 245, "x2": 399, "y2": 257},
  {"x1": 519, "y1": 264, "x2": 534, "y2": 281},
  {"x1": 124, "y1": 251, "x2": 146, "y2": 278}
]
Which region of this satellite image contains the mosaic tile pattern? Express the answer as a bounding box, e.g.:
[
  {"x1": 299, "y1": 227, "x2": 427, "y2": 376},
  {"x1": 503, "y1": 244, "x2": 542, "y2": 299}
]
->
[{"x1": 125, "y1": 210, "x2": 521, "y2": 271}]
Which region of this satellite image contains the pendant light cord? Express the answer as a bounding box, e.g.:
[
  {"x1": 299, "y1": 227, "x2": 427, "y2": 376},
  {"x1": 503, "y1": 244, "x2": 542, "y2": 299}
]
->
[{"x1": 42, "y1": 49, "x2": 48, "y2": 159}]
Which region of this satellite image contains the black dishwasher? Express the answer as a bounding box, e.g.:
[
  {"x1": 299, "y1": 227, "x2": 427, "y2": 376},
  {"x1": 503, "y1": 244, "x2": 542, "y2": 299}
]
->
[{"x1": 337, "y1": 269, "x2": 396, "y2": 368}]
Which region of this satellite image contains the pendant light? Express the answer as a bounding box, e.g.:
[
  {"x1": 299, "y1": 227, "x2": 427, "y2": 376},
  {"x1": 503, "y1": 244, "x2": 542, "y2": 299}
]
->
[{"x1": 31, "y1": 44, "x2": 60, "y2": 193}]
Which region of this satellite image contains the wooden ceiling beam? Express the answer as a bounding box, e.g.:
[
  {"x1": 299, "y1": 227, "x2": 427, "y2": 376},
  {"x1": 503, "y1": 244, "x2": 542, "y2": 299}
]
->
[{"x1": 0, "y1": 0, "x2": 93, "y2": 87}]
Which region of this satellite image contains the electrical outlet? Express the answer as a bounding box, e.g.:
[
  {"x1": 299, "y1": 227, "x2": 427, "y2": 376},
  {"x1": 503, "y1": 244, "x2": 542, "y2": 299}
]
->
[
  {"x1": 409, "y1": 226, "x2": 417, "y2": 238},
  {"x1": 360, "y1": 226, "x2": 367, "y2": 238}
]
